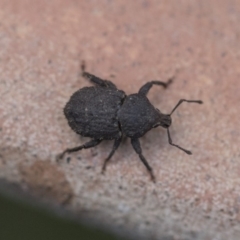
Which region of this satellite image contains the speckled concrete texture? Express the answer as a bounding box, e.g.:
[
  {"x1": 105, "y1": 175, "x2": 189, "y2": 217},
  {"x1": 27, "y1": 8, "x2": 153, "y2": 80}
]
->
[{"x1": 1, "y1": 0, "x2": 240, "y2": 239}]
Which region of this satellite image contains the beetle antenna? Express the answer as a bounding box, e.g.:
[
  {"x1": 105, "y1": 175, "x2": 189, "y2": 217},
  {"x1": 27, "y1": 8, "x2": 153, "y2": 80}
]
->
[
  {"x1": 167, "y1": 128, "x2": 192, "y2": 155},
  {"x1": 170, "y1": 99, "x2": 203, "y2": 115},
  {"x1": 167, "y1": 99, "x2": 203, "y2": 154}
]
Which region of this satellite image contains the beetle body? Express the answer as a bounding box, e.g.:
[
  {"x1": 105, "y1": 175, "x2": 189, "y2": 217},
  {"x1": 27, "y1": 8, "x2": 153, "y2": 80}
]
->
[{"x1": 57, "y1": 66, "x2": 202, "y2": 182}]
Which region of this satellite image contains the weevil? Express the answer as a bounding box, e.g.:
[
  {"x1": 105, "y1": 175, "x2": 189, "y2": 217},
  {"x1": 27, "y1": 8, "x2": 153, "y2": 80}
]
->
[{"x1": 57, "y1": 63, "x2": 202, "y2": 182}]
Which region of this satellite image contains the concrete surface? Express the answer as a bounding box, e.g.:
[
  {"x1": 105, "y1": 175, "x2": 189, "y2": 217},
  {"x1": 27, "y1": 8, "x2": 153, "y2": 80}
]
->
[{"x1": 0, "y1": 0, "x2": 240, "y2": 239}]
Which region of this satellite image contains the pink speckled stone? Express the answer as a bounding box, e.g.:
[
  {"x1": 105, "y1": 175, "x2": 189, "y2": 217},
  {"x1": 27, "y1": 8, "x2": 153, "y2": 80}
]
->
[{"x1": 0, "y1": 0, "x2": 240, "y2": 239}]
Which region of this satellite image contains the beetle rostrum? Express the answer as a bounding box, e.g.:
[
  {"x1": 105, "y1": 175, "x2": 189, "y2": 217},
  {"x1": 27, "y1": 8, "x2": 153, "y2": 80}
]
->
[{"x1": 57, "y1": 63, "x2": 203, "y2": 182}]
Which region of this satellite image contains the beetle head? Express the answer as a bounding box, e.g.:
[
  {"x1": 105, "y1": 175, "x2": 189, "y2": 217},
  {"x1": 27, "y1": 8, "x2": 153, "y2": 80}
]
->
[
  {"x1": 159, "y1": 113, "x2": 172, "y2": 128},
  {"x1": 153, "y1": 109, "x2": 172, "y2": 129}
]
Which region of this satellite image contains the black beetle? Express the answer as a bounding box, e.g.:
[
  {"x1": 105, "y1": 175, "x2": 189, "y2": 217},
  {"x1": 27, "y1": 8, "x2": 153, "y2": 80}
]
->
[{"x1": 57, "y1": 63, "x2": 203, "y2": 182}]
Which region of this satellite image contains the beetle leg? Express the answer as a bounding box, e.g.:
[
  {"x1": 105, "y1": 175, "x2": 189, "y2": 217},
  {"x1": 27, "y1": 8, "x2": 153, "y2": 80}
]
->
[
  {"x1": 138, "y1": 78, "x2": 173, "y2": 95},
  {"x1": 56, "y1": 139, "x2": 102, "y2": 162},
  {"x1": 131, "y1": 138, "x2": 156, "y2": 182},
  {"x1": 102, "y1": 136, "x2": 122, "y2": 174},
  {"x1": 82, "y1": 72, "x2": 116, "y2": 88},
  {"x1": 80, "y1": 62, "x2": 116, "y2": 88}
]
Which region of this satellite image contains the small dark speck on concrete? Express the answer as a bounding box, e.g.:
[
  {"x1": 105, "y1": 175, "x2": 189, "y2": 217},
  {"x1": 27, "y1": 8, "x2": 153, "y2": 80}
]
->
[
  {"x1": 66, "y1": 157, "x2": 71, "y2": 163},
  {"x1": 159, "y1": 236, "x2": 175, "y2": 240},
  {"x1": 85, "y1": 166, "x2": 92, "y2": 170},
  {"x1": 221, "y1": 52, "x2": 227, "y2": 57},
  {"x1": 90, "y1": 149, "x2": 98, "y2": 157},
  {"x1": 77, "y1": 156, "x2": 82, "y2": 160}
]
